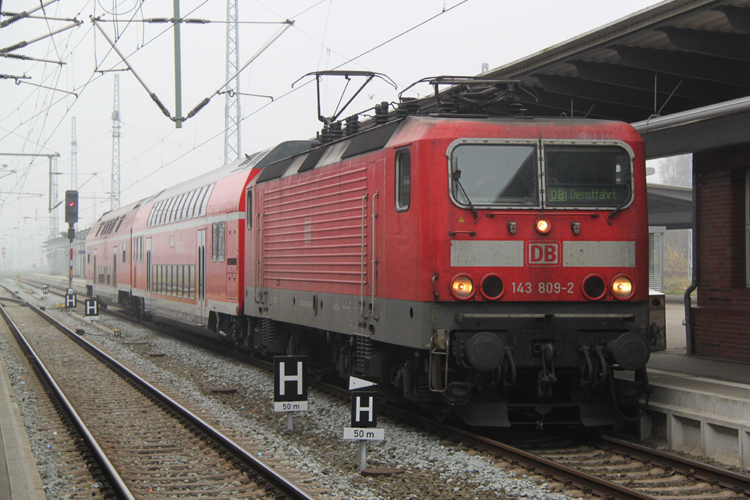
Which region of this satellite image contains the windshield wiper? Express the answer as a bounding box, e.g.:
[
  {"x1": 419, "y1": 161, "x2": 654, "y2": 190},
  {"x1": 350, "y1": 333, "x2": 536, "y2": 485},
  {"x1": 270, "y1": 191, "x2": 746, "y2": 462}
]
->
[
  {"x1": 452, "y1": 167, "x2": 479, "y2": 221},
  {"x1": 607, "y1": 185, "x2": 631, "y2": 223}
]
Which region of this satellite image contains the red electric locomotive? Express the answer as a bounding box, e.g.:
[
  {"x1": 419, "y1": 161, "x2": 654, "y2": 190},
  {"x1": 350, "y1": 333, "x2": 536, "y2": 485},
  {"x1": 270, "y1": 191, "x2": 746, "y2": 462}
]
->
[{"x1": 239, "y1": 77, "x2": 653, "y2": 426}]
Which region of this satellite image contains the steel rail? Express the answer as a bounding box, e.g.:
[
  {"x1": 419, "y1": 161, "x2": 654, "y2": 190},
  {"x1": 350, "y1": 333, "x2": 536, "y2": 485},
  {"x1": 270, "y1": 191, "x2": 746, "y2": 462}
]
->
[
  {"x1": 593, "y1": 433, "x2": 750, "y2": 495},
  {"x1": 0, "y1": 295, "x2": 135, "y2": 500},
  {"x1": 380, "y1": 404, "x2": 657, "y2": 500},
  {"x1": 1, "y1": 282, "x2": 317, "y2": 500}
]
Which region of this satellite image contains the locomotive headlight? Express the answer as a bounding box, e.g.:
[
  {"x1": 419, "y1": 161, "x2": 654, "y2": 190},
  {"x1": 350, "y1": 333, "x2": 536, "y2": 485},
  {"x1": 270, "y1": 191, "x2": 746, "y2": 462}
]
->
[
  {"x1": 451, "y1": 275, "x2": 475, "y2": 300},
  {"x1": 611, "y1": 275, "x2": 635, "y2": 299},
  {"x1": 535, "y1": 218, "x2": 552, "y2": 234}
]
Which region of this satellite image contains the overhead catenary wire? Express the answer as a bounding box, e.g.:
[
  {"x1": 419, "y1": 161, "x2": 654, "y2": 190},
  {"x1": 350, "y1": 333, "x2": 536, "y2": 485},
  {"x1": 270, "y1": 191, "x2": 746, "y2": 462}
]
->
[
  {"x1": 121, "y1": 1, "x2": 468, "y2": 193},
  {"x1": 0, "y1": 19, "x2": 83, "y2": 53},
  {"x1": 91, "y1": 15, "x2": 172, "y2": 119},
  {"x1": 185, "y1": 20, "x2": 294, "y2": 121},
  {"x1": 0, "y1": 0, "x2": 60, "y2": 28}
]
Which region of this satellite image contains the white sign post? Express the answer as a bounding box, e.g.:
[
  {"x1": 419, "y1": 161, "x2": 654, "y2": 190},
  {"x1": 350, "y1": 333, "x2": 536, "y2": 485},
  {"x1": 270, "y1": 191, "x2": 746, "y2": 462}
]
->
[
  {"x1": 273, "y1": 356, "x2": 308, "y2": 432},
  {"x1": 344, "y1": 376, "x2": 384, "y2": 472},
  {"x1": 84, "y1": 299, "x2": 100, "y2": 321}
]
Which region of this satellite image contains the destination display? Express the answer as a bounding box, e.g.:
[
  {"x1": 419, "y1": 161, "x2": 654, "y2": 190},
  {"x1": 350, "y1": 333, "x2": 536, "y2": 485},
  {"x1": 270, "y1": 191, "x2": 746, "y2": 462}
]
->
[{"x1": 546, "y1": 186, "x2": 628, "y2": 206}]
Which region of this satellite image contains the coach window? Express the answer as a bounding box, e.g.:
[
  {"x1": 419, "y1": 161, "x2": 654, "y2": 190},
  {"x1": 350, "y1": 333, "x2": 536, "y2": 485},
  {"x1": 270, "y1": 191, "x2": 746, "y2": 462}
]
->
[
  {"x1": 147, "y1": 205, "x2": 156, "y2": 227},
  {"x1": 218, "y1": 222, "x2": 226, "y2": 261},
  {"x1": 211, "y1": 223, "x2": 218, "y2": 262},
  {"x1": 168, "y1": 196, "x2": 179, "y2": 224},
  {"x1": 251, "y1": 188, "x2": 253, "y2": 229},
  {"x1": 149, "y1": 202, "x2": 159, "y2": 227},
  {"x1": 158, "y1": 199, "x2": 168, "y2": 225},
  {"x1": 162, "y1": 197, "x2": 175, "y2": 225},
  {"x1": 173, "y1": 193, "x2": 185, "y2": 222},
  {"x1": 189, "y1": 264, "x2": 196, "y2": 299},
  {"x1": 181, "y1": 190, "x2": 195, "y2": 220},
  {"x1": 190, "y1": 187, "x2": 204, "y2": 218},
  {"x1": 121, "y1": 241, "x2": 128, "y2": 263},
  {"x1": 200, "y1": 184, "x2": 214, "y2": 217},
  {"x1": 395, "y1": 149, "x2": 411, "y2": 211},
  {"x1": 157, "y1": 200, "x2": 167, "y2": 226}
]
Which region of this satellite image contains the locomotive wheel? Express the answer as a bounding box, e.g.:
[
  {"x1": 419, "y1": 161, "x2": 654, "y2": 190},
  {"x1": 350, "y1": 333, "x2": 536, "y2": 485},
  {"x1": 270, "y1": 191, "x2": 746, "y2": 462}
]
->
[{"x1": 432, "y1": 408, "x2": 453, "y2": 424}]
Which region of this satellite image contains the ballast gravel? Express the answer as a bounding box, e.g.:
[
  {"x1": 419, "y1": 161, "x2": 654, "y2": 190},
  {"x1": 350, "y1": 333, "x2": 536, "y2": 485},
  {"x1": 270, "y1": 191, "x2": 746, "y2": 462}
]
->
[{"x1": 8, "y1": 284, "x2": 581, "y2": 500}]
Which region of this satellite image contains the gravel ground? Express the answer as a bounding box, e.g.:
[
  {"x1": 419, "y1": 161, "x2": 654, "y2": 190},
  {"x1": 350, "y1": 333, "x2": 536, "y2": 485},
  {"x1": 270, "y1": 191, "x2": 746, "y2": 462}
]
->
[{"x1": 6, "y1": 283, "x2": 580, "y2": 500}]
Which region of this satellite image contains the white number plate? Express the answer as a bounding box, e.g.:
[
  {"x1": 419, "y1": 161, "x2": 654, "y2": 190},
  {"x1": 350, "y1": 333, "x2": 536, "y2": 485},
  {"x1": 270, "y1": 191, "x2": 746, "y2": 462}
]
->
[
  {"x1": 511, "y1": 282, "x2": 575, "y2": 294},
  {"x1": 273, "y1": 401, "x2": 308, "y2": 412},
  {"x1": 343, "y1": 428, "x2": 385, "y2": 440}
]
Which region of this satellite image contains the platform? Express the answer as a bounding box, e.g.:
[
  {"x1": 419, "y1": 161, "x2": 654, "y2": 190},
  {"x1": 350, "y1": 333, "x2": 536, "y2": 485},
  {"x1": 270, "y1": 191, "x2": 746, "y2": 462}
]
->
[
  {"x1": 640, "y1": 294, "x2": 750, "y2": 471},
  {"x1": 0, "y1": 321, "x2": 46, "y2": 500}
]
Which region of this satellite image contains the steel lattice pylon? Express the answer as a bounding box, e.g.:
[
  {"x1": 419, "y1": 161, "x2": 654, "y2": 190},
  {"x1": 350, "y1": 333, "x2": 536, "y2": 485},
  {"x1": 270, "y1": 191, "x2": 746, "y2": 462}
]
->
[
  {"x1": 224, "y1": 0, "x2": 241, "y2": 164},
  {"x1": 111, "y1": 75, "x2": 121, "y2": 210},
  {"x1": 50, "y1": 157, "x2": 59, "y2": 239}
]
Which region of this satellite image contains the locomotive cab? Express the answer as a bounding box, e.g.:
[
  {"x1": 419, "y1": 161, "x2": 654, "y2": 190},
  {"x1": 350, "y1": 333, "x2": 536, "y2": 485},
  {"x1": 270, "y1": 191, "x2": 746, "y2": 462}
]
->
[{"x1": 410, "y1": 120, "x2": 652, "y2": 426}]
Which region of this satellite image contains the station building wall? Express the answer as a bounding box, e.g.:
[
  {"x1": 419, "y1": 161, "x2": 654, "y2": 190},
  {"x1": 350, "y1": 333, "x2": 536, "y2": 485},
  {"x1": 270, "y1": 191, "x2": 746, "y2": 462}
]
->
[{"x1": 693, "y1": 144, "x2": 750, "y2": 361}]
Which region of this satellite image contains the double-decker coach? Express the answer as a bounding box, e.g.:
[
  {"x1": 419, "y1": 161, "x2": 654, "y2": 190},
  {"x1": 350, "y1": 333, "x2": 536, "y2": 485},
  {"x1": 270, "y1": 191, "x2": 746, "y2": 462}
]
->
[{"x1": 86, "y1": 141, "x2": 315, "y2": 338}]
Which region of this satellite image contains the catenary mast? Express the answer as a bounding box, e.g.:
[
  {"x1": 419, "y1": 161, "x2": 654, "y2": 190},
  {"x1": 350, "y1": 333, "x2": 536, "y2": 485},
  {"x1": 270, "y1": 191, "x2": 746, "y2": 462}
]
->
[
  {"x1": 111, "y1": 74, "x2": 121, "y2": 210},
  {"x1": 71, "y1": 117, "x2": 77, "y2": 190},
  {"x1": 224, "y1": 0, "x2": 241, "y2": 164}
]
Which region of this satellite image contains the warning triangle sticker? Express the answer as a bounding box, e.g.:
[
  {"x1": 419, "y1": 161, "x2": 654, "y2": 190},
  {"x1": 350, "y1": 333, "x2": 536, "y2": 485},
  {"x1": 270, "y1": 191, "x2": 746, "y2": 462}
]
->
[
  {"x1": 349, "y1": 376, "x2": 377, "y2": 390},
  {"x1": 458, "y1": 217, "x2": 465, "y2": 223}
]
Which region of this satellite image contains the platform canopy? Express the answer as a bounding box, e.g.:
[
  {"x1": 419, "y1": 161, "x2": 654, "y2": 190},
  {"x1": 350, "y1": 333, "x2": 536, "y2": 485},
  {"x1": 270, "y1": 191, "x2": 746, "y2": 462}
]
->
[
  {"x1": 473, "y1": 0, "x2": 750, "y2": 159},
  {"x1": 647, "y1": 184, "x2": 693, "y2": 229}
]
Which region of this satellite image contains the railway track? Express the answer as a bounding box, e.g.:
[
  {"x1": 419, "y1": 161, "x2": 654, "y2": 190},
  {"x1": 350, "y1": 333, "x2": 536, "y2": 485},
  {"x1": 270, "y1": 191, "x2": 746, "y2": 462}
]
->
[
  {"x1": 0, "y1": 284, "x2": 319, "y2": 500},
  {"x1": 20, "y1": 275, "x2": 750, "y2": 499}
]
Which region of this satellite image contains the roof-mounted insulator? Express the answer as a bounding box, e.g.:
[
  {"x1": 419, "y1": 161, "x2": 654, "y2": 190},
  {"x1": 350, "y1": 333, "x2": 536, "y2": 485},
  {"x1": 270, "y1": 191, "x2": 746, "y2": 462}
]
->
[
  {"x1": 345, "y1": 115, "x2": 360, "y2": 136},
  {"x1": 330, "y1": 121, "x2": 343, "y2": 141},
  {"x1": 320, "y1": 123, "x2": 332, "y2": 144},
  {"x1": 397, "y1": 97, "x2": 420, "y2": 117},
  {"x1": 510, "y1": 95, "x2": 527, "y2": 115},
  {"x1": 374, "y1": 101, "x2": 390, "y2": 124}
]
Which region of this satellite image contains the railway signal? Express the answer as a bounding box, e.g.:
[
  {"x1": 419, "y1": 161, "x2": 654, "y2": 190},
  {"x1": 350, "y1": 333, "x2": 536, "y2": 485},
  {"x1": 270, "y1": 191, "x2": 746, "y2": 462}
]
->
[{"x1": 65, "y1": 190, "x2": 78, "y2": 224}]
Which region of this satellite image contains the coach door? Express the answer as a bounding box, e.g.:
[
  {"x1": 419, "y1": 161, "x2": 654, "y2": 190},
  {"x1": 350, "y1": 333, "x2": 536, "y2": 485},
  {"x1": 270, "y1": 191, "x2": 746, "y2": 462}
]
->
[
  {"x1": 112, "y1": 246, "x2": 118, "y2": 288},
  {"x1": 197, "y1": 229, "x2": 207, "y2": 319},
  {"x1": 145, "y1": 238, "x2": 152, "y2": 296}
]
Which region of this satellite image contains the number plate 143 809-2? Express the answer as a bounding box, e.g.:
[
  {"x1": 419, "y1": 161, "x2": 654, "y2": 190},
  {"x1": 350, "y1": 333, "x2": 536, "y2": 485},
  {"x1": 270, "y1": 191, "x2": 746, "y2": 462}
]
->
[{"x1": 511, "y1": 282, "x2": 575, "y2": 294}]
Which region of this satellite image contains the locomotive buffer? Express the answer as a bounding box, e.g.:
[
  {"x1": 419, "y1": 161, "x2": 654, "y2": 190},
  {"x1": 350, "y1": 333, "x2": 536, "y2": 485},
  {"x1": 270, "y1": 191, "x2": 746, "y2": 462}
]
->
[{"x1": 273, "y1": 356, "x2": 308, "y2": 431}]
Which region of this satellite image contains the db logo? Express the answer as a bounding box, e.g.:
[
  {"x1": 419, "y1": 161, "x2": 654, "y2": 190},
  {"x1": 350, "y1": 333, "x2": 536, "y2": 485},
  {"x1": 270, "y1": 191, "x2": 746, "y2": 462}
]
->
[{"x1": 527, "y1": 242, "x2": 560, "y2": 266}]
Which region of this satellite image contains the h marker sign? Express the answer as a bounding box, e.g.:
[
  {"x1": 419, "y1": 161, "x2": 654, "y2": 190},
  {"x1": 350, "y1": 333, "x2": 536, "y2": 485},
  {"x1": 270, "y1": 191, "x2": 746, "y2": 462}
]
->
[{"x1": 273, "y1": 356, "x2": 308, "y2": 412}]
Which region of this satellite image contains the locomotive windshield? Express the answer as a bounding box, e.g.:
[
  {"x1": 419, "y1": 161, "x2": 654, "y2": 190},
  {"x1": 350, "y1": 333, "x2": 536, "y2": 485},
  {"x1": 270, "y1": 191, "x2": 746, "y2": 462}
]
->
[
  {"x1": 451, "y1": 144, "x2": 538, "y2": 206},
  {"x1": 544, "y1": 145, "x2": 632, "y2": 208},
  {"x1": 449, "y1": 141, "x2": 632, "y2": 209}
]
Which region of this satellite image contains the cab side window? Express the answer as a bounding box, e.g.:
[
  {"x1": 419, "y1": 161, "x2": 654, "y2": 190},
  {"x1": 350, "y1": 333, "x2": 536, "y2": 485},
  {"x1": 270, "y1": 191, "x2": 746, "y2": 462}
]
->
[
  {"x1": 395, "y1": 149, "x2": 411, "y2": 211},
  {"x1": 246, "y1": 188, "x2": 253, "y2": 229}
]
